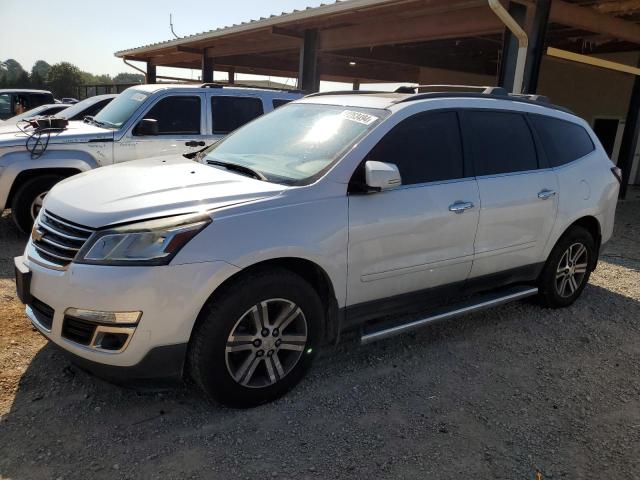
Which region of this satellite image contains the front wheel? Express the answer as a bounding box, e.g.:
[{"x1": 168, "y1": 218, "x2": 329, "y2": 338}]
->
[
  {"x1": 11, "y1": 175, "x2": 64, "y2": 234},
  {"x1": 188, "y1": 269, "x2": 324, "y2": 408},
  {"x1": 538, "y1": 226, "x2": 596, "y2": 308}
]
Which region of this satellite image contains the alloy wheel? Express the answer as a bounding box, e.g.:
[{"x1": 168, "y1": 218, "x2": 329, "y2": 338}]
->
[
  {"x1": 225, "y1": 298, "x2": 308, "y2": 388},
  {"x1": 555, "y1": 242, "x2": 589, "y2": 298}
]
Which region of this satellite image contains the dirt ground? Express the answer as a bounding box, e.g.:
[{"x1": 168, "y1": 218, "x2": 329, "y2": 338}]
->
[{"x1": 1, "y1": 189, "x2": 639, "y2": 480}]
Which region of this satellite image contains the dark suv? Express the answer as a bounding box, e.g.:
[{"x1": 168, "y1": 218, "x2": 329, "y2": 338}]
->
[{"x1": 0, "y1": 89, "x2": 55, "y2": 120}]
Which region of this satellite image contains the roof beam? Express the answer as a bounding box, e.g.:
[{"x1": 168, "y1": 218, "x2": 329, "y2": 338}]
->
[
  {"x1": 318, "y1": 6, "x2": 503, "y2": 51},
  {"x1": 549, "y1": 0, "x2": 640, "y2": 44}
]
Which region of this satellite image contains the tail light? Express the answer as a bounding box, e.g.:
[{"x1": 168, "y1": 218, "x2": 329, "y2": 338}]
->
[{"x1": 611, "y1": 166, "x2": 623, "y2": 184}]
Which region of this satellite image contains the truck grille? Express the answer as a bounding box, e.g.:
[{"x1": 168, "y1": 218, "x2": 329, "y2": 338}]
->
[{"x1": 32, "y1": 210, "x2": 94, "y2": 267}]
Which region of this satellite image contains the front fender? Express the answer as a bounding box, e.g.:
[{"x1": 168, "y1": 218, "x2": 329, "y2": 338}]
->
[{"x1": 0, "y1": 149, "x2": 100, "y2": 211}]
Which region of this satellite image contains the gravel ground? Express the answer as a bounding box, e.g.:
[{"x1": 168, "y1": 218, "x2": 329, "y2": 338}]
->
[{"x1": 1, "y1": 189, "x2": 639, "y2": 480}]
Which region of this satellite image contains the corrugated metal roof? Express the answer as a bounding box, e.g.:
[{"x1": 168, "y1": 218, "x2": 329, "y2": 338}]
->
[{"x1": 114, "y1": 0, "x2": 396, "y2": 57}]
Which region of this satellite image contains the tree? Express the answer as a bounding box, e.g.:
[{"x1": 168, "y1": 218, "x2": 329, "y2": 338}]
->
[
  {"x1": 0, "y1": 59, "x2": 28, "y2": 88},
  {"x1": 30, "y1": 60, "x2": 51, "y2": 89},
  {"x1": 46, "y1": 62, "x2": 83, "y2": 98},
  {"x1": 113, "y1": 72, "x2": 144, "y2": 84}
]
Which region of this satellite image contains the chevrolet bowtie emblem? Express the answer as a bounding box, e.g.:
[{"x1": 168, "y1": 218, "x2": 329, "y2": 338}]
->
[{"x1": 32, "y1": 228, "x2": 45, "y2": 242}]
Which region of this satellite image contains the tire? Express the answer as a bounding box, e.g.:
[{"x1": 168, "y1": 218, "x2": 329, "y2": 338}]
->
[
  {"x1": 538, "y1": 226, "x2": 596, "y2": 308},
  {"x1": 11, "y1": 175, "x2": 64, "y2": 234},
  {"x1": 188, "y1": 268, "x2": 324, "y2": 408}
]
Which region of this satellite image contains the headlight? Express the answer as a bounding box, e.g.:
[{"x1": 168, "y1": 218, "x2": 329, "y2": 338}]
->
[{"x1": 76, "y1": 213, "x2": 211, "y2": 266}]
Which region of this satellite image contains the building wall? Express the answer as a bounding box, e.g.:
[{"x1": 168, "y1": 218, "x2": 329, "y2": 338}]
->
[{"x1": 419, "y1": 51, "x2": 640, "y2": 184}]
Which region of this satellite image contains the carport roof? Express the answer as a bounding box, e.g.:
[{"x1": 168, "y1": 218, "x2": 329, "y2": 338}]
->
[{"x1": 115, "y1": 0, "x2": 640, "y2": 83}]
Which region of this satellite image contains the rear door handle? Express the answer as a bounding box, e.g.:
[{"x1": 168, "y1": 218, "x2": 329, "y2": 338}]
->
[
  {"x1": 449, "y1": 201, "x2": 474, "y2": 214},
  {"x1": 538, "y1": 189, "x2": 556, "y2": 200},
  {"x1": 185, "y1": 140, "x2": 206, "y2": 147}
]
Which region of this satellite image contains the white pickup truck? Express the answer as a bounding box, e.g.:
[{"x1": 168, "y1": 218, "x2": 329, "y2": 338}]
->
[{"x1": 0, "y1": 83, "x2": 301, "y2": 232}]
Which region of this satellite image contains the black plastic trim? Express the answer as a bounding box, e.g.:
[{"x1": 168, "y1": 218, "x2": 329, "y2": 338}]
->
[
  {"x1": 56, "y1": 343, "x2": 188, "y2": 387},
  {"x1": 343, "y1": 263, "x2": 544, "y2": 330}
]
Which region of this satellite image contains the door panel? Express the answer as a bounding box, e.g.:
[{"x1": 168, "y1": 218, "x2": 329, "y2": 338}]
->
[
  {"x1": 471, "y1": 170, "x2": 558, "y2": 277},
  {"x1": 114, "y1": 93, "x2": 206, "y2": 163},
  {"x1": 347, "y1": 179, "x2": 480, "y2": 306},
  {"x1": 461, "y1": 109, "x2": 559, "y2": 278}
]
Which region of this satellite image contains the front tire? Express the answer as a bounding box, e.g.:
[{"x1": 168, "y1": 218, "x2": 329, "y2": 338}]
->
[
  {"x1": 538, "y1": 226, "x2": 596, "y2": 308},
  {"x1": 188, "y1": 269, "x2": 324, "y2": 408},
  {"x1": 11, "y1": 175, "x2": 64, "y2": 234}
]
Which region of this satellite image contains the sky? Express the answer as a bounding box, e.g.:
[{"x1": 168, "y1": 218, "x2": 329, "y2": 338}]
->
[{"x1": 0, "y1": 0, "x2": 328, "y2": 79}]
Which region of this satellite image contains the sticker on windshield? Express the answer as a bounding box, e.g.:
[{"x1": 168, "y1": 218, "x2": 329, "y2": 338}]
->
[
  {"x1": 341, "y1": 110, "x2": 378, "y2": 125},
  {"x1": 131, "y1": 93, "x2": 148, "y2": 102}
]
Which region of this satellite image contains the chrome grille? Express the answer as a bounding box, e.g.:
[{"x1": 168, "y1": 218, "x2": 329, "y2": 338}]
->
[{"x1": 31, "y1": 210, "x2": 94, "y2": 267}]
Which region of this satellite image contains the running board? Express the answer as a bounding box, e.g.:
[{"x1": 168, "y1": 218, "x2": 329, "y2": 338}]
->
[{"x1": 360, "y1": 285, "x2": 538, "y2": 345}]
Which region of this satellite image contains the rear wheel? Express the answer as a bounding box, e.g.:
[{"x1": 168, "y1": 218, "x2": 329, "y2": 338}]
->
[
  {"x1": 538, "y1": 226, "x2": 596, "y2": 308},
  {"x1": 188, "y1": 269, "x2": 323, "y2": 408},
  {"x1": 11, "y1": 175, "x2": 64, "y2": 234}
]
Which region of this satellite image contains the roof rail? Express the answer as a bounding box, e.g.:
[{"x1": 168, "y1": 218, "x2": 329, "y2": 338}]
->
[
  {"x1": 394, "y1": 85, "x2": 509, "y2": 96},
  {"x1": 199, "y1": 82, "x2": 303, "y2": 93},
  {"x1": 304, "y1": 90, "x2": 390, "y2": 98},
  {"x1": 394, "y1": 91, "x2": 572, "y2": 114}
]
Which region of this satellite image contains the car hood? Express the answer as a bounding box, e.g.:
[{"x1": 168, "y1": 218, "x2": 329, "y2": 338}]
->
[
  {"x1": 44, "y1": 156, "x2": 286, "y2": 228},
  {"x1": 0, "y1": 120, "x2": 113, "y2": 147}
]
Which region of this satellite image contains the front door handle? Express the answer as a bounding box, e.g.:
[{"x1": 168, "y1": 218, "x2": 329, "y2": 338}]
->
[
  {"x1": 449, "y1": 201, "x2": 474, "y2": 214},
  {"x1": 185, "y1": 140, "x2": 206, "y2": 147},
  {"x1": 538, "y1": 189, "x2": 557, "y2": 200}
]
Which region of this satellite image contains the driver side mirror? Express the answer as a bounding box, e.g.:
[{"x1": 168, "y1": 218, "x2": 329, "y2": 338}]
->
[
  {"x1": 365, "y1": 161, "x2": 402, "y2": 191},
  {"x1": 134, "y1": 118, "x2": 159, "y2": 136}
]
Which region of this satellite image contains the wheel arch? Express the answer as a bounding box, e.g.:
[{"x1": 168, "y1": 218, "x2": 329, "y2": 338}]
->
[
  {"x1": 552, "y1": 215, "x2": 602, "y2": 270},
  {"x1": 6, "y1": 167, "x2": 83, "y2": 208},
  {"x1": 194, "y1": 257, "x2": 341, "y2": 345}
]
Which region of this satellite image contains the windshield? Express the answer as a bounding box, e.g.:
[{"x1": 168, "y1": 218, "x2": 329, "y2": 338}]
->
[
  {"x1": 57, "y1": 96, "x2": 106, "y2": 120},
  {"x1": 93, "y1": 89, "x2": 149, "y2": 129},
  {"x1": 202, "y1": 103, "x2": 387, "y2": 184}
]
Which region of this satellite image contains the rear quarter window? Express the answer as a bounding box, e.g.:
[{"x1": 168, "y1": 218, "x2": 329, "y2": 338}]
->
[
  {"x1": 211, "y1": 96, "x2": 264, "y2": 134},
  {"x1": 529, "y1": 115, "x2": 595, "y2": 167}
]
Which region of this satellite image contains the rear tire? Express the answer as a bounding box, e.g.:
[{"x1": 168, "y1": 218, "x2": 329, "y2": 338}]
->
[
  {"x1": 11, "y1": 175, "x2": 64, "y2": 234},
  {"x1": 188, "y1": 268, "x2": 324, "y2": 408},
  {"x1": 538, "y1": 226, "x2": 596, "y2": 308}
]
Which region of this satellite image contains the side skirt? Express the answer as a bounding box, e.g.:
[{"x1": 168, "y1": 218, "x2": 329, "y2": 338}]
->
[{"x1": 341, "y1": 262, "x2": 544, "y2": 340}]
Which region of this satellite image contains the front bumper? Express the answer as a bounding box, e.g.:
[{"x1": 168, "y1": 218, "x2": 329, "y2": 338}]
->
[{"x1": 15, "y1": 253, "x2": 240, "y2": 376}]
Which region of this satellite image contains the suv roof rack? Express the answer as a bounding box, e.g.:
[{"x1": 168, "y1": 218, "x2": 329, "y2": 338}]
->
[
  {"x1": 393, "y1": 84, "x2": 571, "y2": 114},
  {"x1": 394, "y1": 85, "x2": 509, "y2": 96},
  {"x1": 199, "y1": 82, "x2": 303, "y2": 93},
  {"x1": 304, "y1": 90, "x2": 390, "y2": 98}
]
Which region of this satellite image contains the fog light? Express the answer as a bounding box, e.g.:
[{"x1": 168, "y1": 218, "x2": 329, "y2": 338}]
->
[
  {"x1": 65, "y1": 308, "x2": 141, "y2": 325},
  {"x1": 94, "y1": 332, "x2": 129, "y2": 351}
]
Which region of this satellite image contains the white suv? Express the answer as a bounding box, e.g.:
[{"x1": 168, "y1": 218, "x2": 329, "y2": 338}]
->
[{"x1": 14, "y1": 86, "x2": 620, "y2": 407}]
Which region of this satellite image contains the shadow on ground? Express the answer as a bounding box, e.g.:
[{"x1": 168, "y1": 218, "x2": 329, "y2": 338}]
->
[
  {"x1": 1, "y1": 282, "x2": 639, "y2": 480},
  {"x1": 0, "y1": 211, "x2": 26, "y2": 279}
]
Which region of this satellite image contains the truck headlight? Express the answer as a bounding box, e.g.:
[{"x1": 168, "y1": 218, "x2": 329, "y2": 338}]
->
[{"x1": 76, "y1": 213, "x2": 210, "y2": 266}]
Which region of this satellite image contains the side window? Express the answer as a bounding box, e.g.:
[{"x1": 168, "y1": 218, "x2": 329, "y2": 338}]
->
[
  {"x1": 211, "y1": 96, "x2": 264, "y2": 134},
  {"x1": 529, "y1": 115, "x2": 595, "y2": 167},
  {"x1": 273, "y1": 98, "x2": 292, "y2": 109},
  {"x1": 0, "y1": 94, "x2": 11, "y2": 118},
  {"x1": 29, "y1": 94, "x2": 50, "y2": 108},
  {"x1": 465, "y1": 111, "x2": 538, "y2": 175},
  {"x1": 142, "y1": 96, "x2": 201, "y2": 135},
  {"x1": 366, "y1": 111, "x2": 465, "y2": 185}
]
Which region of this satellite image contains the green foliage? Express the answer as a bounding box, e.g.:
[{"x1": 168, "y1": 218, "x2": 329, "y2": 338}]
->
[
  {"x1": 0, "y1": 59, "x2": 28, "y2": 88},
  {"x1": 0, "y1": 58, "x2": 146, "y2": 97},
  {"x1": 46, "y1": 62, "x2": 84, "y2": 98},
  {"x1": 113, "y1": 72, "x2": 144, "y2": 84},
  {"x1": 30, "y1": 60, "x2": 51, "y2": 89}
]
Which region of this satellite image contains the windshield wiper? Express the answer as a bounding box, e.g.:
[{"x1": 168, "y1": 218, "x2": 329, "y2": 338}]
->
[
  {"x1": 205, "y1": 159, "x2": 267, "y2": 181},
  {"x1": 84, "y1": 116, "x2": 108, "y2": 128}
]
